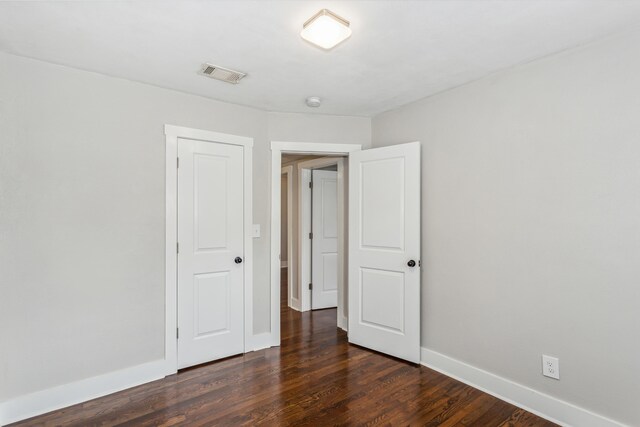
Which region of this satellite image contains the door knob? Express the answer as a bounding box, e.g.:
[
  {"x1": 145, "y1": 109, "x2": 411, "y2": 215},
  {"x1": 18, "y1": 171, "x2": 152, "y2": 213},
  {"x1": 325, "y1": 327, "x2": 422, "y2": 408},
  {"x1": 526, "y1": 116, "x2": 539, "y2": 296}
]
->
[
  {"x1": 407, "y1": 260, "x2": 416, "y2": 267},
  {"x1": 234, "y1": 257, "x2": 243, "y2": 264}
]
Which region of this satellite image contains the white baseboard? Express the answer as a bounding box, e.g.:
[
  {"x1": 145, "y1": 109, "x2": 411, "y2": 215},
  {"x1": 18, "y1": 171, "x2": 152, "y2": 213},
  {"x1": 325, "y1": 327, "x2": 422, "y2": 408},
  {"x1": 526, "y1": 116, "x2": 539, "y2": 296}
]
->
[
  {"x1": 270, "y1": 333, "x2": 281, "y2": 347},
  {"x1": 0, "y1": 333, "x2": 284, "y2": 426},
  {"x1": 420, "y1": 348, "x2": 624, "y2": 427},
  {"x1": 11, "y1": 343, "x2": 616, "y2": 427},
  {"x1": 1, "y1": 333, "x2": 280, "y2": 425},
  {"x1": 289, "y1": 297, "x2": 301, "y2": 312},
  {"x1": 337, "y1": 314, "x2": 348, "y2": 332},
  {"x1": 251, "y1": 332, "x2": 274, "y2": 351},
  {"x1": 0, "y1": 359, "x2": 167, "y2": 426},
  {"x1": 280, "y1": 261, "x2": 288, "y2": 268}
]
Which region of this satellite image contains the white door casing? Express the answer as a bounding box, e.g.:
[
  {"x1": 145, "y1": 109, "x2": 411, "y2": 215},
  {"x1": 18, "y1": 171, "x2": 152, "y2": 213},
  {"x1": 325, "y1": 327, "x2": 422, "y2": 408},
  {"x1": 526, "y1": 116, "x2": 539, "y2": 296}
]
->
[
  {"x1": 311, "y1": 169, "x2": 338, "y2": 309},
  {"x1": 177, "y1": 138, "x2": 245, "y2": 369},
  {"x1": 348, "y1": 141, "x2": 421, "y2": 363},
  {"x1": 281, "y1": 166, "x2": 297, "y2": 311},
  {"x1": 270, "y1": 142, "x2": 361, "y2": 346}
]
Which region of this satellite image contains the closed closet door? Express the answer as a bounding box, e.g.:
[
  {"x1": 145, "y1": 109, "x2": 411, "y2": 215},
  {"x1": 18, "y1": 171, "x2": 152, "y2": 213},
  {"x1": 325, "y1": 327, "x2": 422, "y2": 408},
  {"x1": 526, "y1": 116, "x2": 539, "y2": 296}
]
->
[{"x1": 177, "y1": 138, "x2": 244, "y2": 369}]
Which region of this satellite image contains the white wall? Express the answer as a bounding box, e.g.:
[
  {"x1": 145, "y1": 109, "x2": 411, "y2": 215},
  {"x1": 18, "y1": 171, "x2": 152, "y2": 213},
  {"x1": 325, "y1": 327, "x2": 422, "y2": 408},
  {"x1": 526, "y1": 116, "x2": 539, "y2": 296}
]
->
[
  {"x1": 0, "y1": 52, "x2": 371, "y2": 405},
  {"x1": 0, "y1": 52, "x2": 263, "y2": 401},
  {"x1": 280, "y1": 175, "x2": 288, "y2": 263},
  {"x1": 372, "y1": 30, "x2": 640, "y2": 426},
  {"x1": 268, "y1": 112, "x2": 371, "y2": 146}
]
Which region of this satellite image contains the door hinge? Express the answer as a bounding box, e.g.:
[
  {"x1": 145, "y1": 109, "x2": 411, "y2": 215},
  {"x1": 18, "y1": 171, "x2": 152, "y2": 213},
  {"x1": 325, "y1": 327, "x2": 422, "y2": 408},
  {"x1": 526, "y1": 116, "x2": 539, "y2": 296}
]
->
[
  {"x1": 309, "y1": 283, "x2": 313, "y2": 290},
  {"x1": 177, "y1": 157, "x2": 179, "y2": 168},
  {"x1": 176, "y1": 328, "x2": 179, "y2": 339},
  {"x1": 177, "y1": 242, "x2": 179, "y2": 254},
  {"x1": 309, "y1": 181, "x2": 313, "y2": 189},
  {"x1": 309, "y1": 232, "x2": 313, "y2": 239}
]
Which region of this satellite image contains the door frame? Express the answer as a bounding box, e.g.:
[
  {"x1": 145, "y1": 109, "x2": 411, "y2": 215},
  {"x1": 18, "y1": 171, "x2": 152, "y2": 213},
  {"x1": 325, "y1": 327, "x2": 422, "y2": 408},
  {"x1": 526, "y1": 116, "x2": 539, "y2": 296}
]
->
[
  {"x1": 165, "y1": 124, "x2": 253, "y2": 375},
  {"x1": 270, "y1": 142, "x2": 361, "y2": 346},
  {"x1": 297, "y1": 157, "x2": 344, "y2": 318},
  {"x1": 280, "y1": 165, "x2": 297, "y2": 310}
]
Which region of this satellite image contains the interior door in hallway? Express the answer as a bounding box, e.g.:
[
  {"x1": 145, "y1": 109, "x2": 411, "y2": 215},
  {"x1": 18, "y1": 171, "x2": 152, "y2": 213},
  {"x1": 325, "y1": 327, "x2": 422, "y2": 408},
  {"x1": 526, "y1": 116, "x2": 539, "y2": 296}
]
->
[
  {"x1": 311, "y1": 169, "x2": 338, "y2": 309},
  {"x1": 348, "y1": 142, "x2": 421, "y2": 363},
  {"x1": 177, "y1": 138, "x2": 245, "y2": 369}
]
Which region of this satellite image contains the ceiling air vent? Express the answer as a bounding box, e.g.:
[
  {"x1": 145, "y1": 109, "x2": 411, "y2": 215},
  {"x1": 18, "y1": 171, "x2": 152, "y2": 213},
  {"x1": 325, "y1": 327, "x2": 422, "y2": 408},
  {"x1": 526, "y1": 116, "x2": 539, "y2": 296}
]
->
[{"x1": 200, "y1": 63, "x2": 246, "y2": 84}]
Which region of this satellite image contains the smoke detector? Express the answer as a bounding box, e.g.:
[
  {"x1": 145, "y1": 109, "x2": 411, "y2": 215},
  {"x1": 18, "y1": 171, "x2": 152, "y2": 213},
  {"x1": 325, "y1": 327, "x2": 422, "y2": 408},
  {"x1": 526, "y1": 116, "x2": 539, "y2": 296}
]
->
[
  {"x1": 306, "y1": 96, "x2": 322, "y2": 108},
  {"x1": 200, "y1": 63, "x2": 246, "y2": 84}
]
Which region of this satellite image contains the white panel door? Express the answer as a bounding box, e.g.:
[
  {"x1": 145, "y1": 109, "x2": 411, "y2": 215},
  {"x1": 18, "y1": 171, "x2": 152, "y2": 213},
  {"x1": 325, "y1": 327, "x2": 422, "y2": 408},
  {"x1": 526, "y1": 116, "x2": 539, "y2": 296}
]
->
[
  {"x1": 348, "y1": 142, "x2": 421, "y2": 363},
  {"x1": 311, "y1": 169, "x2": 338, "y2": 309},
  {"x1": 177, "y1": 138, "x2": 244, "y2": 369}
]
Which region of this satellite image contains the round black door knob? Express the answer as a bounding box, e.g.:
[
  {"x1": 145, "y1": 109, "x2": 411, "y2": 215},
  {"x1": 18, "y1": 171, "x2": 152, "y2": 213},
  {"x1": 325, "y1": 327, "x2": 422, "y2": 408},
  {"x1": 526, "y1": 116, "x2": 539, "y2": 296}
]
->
[
  {"x1": 235, "y1": 257, "x2": 243, "y2": 264},
  {"x1": 407, "y1": 260, "x2": 416, "y2": 267}
]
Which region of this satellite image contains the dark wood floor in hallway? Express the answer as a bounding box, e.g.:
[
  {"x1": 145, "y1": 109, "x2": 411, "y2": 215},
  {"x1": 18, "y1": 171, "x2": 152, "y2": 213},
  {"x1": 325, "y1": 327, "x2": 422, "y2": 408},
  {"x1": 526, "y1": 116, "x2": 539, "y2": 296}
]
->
[{"x1": 12, "y1": 269, "x2": 557, "y2": 426}]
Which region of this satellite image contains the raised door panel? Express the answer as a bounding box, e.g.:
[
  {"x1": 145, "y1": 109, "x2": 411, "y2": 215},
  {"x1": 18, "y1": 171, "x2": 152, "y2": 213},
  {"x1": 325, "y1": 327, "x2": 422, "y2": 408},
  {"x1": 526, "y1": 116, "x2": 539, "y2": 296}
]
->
[
  {"x1": 321, "y1": 178, "x2": 338, "y2": 239},
  {"x1": 360, "y1": 268, "x2": 404, "y2": 334},
  {"x1": 194, "y1": 155, "x2": 228, "y2": 252},
  {"x1": 360, "y1": 157, "x2": 405, "y2": 251},
  {"x1": 194, "y1": 272, "x2": 230, "y2": 337},
  {"x1": 322, "y1": 253, "x2": 338, "y2": 292}
]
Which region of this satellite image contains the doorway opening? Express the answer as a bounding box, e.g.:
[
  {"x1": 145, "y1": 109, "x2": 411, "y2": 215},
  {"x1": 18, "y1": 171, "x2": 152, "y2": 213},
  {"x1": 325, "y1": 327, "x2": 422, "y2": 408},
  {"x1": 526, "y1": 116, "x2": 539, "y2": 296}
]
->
[
  {"x1": 271, "y1": 140, "x2": 422, "y2": 363},
  {"x1": 270, "y1": 142, "x2": 362, "y2": 346},
  {"x1": 280, "y1": 154, "x2": 346, "y2": 334}
]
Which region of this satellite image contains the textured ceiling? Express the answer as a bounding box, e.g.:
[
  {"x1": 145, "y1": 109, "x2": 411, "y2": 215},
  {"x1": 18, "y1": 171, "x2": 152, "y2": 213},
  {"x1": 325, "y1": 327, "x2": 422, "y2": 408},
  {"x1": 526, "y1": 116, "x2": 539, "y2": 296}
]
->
[{"x1": 1, "y1": 1, "x2": 639, "y2": 116}]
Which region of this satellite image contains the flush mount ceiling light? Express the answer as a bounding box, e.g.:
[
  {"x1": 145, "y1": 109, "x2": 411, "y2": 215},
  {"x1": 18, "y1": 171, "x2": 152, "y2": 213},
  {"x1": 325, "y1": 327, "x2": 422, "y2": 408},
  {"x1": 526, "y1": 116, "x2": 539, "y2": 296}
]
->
[{"x1": 300, "y1": 9, "x2": 352, "y2": 50}]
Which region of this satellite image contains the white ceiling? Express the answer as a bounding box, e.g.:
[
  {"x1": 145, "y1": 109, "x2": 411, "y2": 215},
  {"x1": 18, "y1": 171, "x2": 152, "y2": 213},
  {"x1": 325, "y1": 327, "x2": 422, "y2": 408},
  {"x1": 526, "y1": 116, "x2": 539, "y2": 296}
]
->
[{"x1": 1, "y1": 1, "x2": 640, "y2": 117}]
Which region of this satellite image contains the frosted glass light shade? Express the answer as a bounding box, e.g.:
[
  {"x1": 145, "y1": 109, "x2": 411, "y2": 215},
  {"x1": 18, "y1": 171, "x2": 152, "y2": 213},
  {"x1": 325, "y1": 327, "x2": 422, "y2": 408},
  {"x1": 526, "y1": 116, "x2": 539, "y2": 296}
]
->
[{"x1": 301, "y1": 9, "x2": 352, "y2": 50}]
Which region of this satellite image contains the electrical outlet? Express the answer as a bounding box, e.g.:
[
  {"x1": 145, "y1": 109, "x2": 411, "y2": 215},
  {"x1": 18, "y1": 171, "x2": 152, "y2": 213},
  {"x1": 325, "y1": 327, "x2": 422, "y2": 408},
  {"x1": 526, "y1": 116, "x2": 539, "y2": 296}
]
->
[{"x1": 542, "y1": 355, "x2": 560, "y2": 380}]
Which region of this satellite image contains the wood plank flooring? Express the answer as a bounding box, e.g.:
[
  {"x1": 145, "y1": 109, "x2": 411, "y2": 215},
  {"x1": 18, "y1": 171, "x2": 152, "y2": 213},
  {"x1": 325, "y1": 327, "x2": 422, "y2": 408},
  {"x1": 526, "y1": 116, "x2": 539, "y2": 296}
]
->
[{"x1": 11, "y1": 269, "x2": 557, "y2": 426}]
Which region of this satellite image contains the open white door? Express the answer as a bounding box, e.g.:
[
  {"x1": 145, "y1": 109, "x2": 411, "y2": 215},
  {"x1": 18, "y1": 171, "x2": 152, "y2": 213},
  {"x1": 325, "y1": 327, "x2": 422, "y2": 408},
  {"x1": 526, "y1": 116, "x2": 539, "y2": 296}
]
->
[
  {"x1": 311, "y1": 169, "x2": 338, "y2": 309},
  {"x1": 177, "y1": 138, "x2": 245, "y2": 369},
  {"x1": 348, "y1": 142, "x2": 421, "y2": 363}
]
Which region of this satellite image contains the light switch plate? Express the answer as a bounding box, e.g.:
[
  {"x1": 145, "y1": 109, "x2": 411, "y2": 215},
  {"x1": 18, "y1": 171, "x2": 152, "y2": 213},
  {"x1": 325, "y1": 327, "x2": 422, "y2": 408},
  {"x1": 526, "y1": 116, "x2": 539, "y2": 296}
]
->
[{"x1": 252, "y1": 224, "x2": 261, "y2": 238}]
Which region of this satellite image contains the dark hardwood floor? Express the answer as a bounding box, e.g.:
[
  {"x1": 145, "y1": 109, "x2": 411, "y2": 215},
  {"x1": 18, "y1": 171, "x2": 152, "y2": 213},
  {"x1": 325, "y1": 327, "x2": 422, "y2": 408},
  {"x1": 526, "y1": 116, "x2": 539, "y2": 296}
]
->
[{"x1": 11, "y1": 269, "x2": 556, "y2": 426}]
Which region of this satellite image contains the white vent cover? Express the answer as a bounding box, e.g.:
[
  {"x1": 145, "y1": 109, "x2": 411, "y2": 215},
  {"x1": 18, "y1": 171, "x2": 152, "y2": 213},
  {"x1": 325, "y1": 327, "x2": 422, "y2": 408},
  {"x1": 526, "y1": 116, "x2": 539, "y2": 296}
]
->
[{"x1": 200, "y1": 63, "x2": 246, "y2": 84}]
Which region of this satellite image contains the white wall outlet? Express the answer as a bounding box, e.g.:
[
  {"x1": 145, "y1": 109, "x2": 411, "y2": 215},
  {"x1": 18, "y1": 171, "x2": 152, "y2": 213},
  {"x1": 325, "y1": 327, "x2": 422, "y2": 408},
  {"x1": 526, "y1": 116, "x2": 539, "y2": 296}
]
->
[
  {"x1": 252, "y1": 224, "x2": 261, "y2": 238},
  {"x1": 542, "y1": 355, "x2": 560, "y2": 380}
]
